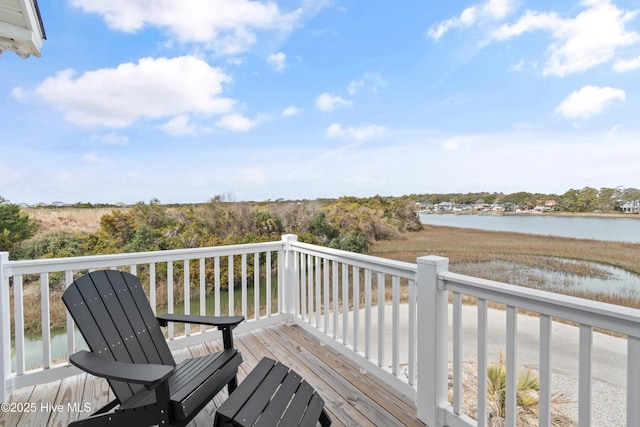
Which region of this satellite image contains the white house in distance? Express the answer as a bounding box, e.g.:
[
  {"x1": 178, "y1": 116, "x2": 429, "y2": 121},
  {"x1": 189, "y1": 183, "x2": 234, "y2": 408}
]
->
[{"x1": 0, "y1": 0, "x2": 45, "y2": 58}]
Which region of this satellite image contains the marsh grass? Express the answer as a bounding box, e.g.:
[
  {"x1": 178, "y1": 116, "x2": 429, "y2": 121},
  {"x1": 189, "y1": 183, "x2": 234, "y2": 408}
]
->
[
  {"x1": 25, "y1": 207, "x2": 123, "y2": 233},
  {"x1": 371, "y1": 225, "x2": 640, "y2": 309}
]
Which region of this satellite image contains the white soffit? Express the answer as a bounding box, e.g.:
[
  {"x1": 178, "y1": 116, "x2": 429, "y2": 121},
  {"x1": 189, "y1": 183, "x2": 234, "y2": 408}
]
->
[{"x1": 0, "y1": 0, "x2": 46, "y2": 58}]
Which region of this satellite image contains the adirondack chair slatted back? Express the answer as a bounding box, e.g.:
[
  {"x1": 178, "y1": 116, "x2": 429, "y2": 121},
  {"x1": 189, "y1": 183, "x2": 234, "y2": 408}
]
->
[{"x1": 63, "y1": 270, "x2": 176, "y2": 403}]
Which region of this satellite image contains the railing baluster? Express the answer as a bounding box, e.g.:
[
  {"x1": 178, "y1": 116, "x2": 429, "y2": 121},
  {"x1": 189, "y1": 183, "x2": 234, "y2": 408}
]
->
[
  {"x1": 342, "y1": 263, "x2": 348, "y2": 346},
  {"x1": 149, "y1": 263, "x2": 156, "y2": 314},
  {"x1": 505, "y1": 306, "x2": 517, "y2": 427},
  {"x1": 579, "y1": 324, "x2": 593, "y2": 426},
  {"x1": 14, "y1": 275, "x2": 24, "y2": 376},
  {"x1": 332, "y1": 261, "x2": 338, "y2": 339},
  {"x1": 352, "y1": 266, "x2": 360, "y2": 353},
  {"x1": 539, "y1": 314, "x2": 552, "y2": 427},
  {"x1": 254, "y1": 252, "x2": 260, "y2": 320},
  {"x1": 293, "y1": 251, "x2": 299, "y2": 318},
  {"x1": 315, "y1": 257, "x2": 321, "y2": 329},
  {"x1": 300, "y1": 254, "x2": 307, "y2": 321},
  {"x1": 167, "y1": 262, "x2": 174, "y2": 340},
  {"x1": 408, "y1": 278, "x2": 416, "y2": 385},
  {"x1": 477, "y1": 298, "x2": 488, "y2": 427},
  {"x1": 452, "y1": 291, "x2": 462, "y2": 414},
  {"x1": 392, "y1": 275, "x2": 399, "y2": 376},
  {"x1": 323, "y1": 259, "x2": 329, "y2": 333},
  {"x1": 228, "y1": 256, "x2": 234, "y2": 316},
  {"x1": 365, "y1": 268, "x2": 372, "y2": 359},
  {"x1": 241, "y1": 253, "x2": 247, "y2": 318},
  {"x1": 65, "y1": 271, "x2": 74, "y2": 361},
  {"x1": 184, "y1": 260, "x2": 190, "y2": 336},
  {"x1": 40, "y1": 273, "x2": 51, "y2": 369},
  {"x1": 377, "y1": 272, "x2": 385, "y2": 368},
  {"x1": 266, "y1": 251, "x2": 272, "y2": 316},
  {"x1": 277, "y1": 249, "x2": 283, "y2": 316},
  {"x1": 308, "y1": 255, "x2": 313, "y2": 324},
  {"x1": 199, "y1": 258, "x2": 206, "y2": 332},
  {"x1": 214, "y1": 257, "x2": 221, "y2": 317}
]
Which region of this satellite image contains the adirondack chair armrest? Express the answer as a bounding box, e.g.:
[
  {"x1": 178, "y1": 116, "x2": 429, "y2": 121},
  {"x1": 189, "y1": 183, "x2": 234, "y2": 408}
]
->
[
  {"x1": 156, "y1": 314, "x2": 244, "y2": 349},
  {"x1": 69, "y1": 350, "x2": 173, "y2": 387},
  {"x1": 156, "y1": 314, "x2": 244, "y2": 328}
]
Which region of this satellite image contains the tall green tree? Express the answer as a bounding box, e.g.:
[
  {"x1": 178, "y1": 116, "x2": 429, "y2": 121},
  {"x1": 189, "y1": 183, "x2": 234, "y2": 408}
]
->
[{"x1": 0, "y1": 197, "x2": 38, "y2": 256}]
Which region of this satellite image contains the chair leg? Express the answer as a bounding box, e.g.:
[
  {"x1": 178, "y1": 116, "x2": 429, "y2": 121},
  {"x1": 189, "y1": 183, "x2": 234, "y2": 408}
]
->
[
  {"x1": 227, "y1": 375, "x2": 238, "y2": 394},
  {"x1": 320, "y1": 408, "x2": 332, "y2": 426}
]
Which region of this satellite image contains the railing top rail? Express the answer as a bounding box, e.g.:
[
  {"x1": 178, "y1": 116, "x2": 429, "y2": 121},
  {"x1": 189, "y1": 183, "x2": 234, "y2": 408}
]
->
[
  {"x1": 2, "y1": 241, "x2": 284, "y2": 277},
  {"x1": 441, "y1": 270, "x2": 640, "y2": 337},
  {"x1": 290, "y1": 240, "x2": 416, "y2": 279}
]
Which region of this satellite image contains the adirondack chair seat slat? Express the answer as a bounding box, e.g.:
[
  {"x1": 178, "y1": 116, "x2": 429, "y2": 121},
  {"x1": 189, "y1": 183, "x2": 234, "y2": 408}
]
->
[
  {"x1": 119, "y1": 349, "x2": 242, "y2": 420},
  {"x1": 63, "y1": 270, "x2": 244, "y2": 427},
  {"x1": 214, "y1": 357, "x2": 331, "y2": 427}
]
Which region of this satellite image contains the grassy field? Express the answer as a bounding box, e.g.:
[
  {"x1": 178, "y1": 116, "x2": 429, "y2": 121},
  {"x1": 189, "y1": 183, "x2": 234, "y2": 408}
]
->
[{"x1": 25, "y1": 207, "x2": 124, "y2": 232}]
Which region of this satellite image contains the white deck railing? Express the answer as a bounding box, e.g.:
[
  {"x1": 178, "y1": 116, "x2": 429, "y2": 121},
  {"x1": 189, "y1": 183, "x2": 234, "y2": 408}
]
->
[{"x1": 2, "y1": 235, "x2": 640, "y2": 426}]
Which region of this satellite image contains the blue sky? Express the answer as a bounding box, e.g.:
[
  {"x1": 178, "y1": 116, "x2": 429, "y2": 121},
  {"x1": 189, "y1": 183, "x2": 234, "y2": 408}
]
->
[{"x1": 2, "y1": 0, "x2": 640, "y2": 204}]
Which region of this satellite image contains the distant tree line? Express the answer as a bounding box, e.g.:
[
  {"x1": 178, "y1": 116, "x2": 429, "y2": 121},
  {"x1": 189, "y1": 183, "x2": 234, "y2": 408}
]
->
[{"x1": 411, "y1": 186, "x2": 640, "y2": 213}]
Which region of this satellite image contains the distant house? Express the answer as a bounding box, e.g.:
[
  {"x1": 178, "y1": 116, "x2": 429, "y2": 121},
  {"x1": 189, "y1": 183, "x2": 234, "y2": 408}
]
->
[
  {"x1": 435, "y1": 202, "x2": 454, "y2": 212},
  {"x1": 0, "y1": 0, "x2": 46, "y2": 58},
  {"x1": 415, "y1": 202, "x2": 433, "y2": 212},
  {"x1": 621, "y1": 200, "x2": 640, "y2": 214},
  {"x1": 535, "y1": 199, "x2": 557, "y2": 212}
]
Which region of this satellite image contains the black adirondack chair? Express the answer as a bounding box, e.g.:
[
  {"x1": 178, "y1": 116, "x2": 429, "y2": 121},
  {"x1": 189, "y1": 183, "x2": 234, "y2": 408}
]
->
[{"x1": 62, "y1": 270, "x2": 244, "y2": 427}]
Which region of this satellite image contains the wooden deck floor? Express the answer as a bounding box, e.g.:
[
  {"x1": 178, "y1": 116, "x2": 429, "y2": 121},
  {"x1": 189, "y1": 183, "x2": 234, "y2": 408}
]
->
[{"x1": 0, "y1": 324, "x2": 426, "y2": 427}]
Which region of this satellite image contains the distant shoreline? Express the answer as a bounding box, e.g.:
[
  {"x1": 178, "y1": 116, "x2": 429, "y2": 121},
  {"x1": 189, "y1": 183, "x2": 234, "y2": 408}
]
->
[{"x1": 421, "y1": 211, "x2": 640, "y2": 219}]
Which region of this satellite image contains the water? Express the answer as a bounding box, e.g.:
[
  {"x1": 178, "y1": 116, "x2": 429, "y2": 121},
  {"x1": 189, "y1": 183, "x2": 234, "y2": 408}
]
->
[
  {"x1": 16, "y1": 280, "x2": 278, "y2": 371},
  {"x1": 419, "y1": 213, "x2": 640, "y2": 243}
]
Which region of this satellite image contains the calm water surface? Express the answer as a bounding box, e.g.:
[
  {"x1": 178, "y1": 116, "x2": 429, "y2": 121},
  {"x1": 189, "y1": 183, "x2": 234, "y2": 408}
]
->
[{"x1": 419, "y1": 213, "x2": 640, "y2": 243}]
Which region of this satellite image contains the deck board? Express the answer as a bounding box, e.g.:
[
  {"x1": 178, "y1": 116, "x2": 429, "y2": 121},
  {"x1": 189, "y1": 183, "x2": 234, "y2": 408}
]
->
[{"x1": 0, "y1": 324, "x2": 426, "y2": 427}]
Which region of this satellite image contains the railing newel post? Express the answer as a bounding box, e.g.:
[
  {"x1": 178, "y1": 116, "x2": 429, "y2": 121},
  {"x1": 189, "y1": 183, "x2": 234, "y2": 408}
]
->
[
  {"x1": 0, "y1": 252, "x2": 11, "y2": 402},
  {"x1": 416, "y1": 255, "x2": 449, "y2": 427},
  {"x1": 282, "y1": 235, "x2": 298, "y2": 326}
]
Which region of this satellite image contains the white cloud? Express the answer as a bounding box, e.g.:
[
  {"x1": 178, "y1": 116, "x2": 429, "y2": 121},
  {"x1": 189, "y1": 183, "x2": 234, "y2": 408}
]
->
[
  {"x1": 92, "y1": 133, "x2": 129, "y2": 145},
  {"x1": 347, "y1": 71, "x2": 386, "y2": 95},
  {"x1": 510, "y1": 58, "x2": 525, "y2": 72},
  {"x1": 226, "y1": 57, "x2": 246, "y2": 66},
  {"x1": 162, "y1": 115, "x2": 200, "y2": 136},
  {"x1": 493, "y1": 0, "x2": 640, "y2": 76},
  {"x1": 68, "y1": 0, "x2": 304, "y2": 55},
  {"x1": 10, "y1": 87, "x2": 27, "y2": 101},
  {"x1": 33, "y1": 56, "x2": 234, "y2": 128},
  {"x1": 483, "y1": 0, "x2": 515, "y2": 19},
  {"x1": 326, "y1": 123, "x2": 386, "y2": 141},
  {"x1": 428, "y1": 0, "x2": 516, "y2": 40},
  {"x1": 216, "y1": 113, "x2": 256, "y2": 131},
  {"x1": 267, "y1": 52, "x2": 286, "y2": 71},
  {"x1": 428, "y1": 6, "x2": 478, "y2": 41},
  {"x1": 347, "y1": 80, "x2": 364, "y2": 95},
  {"x1": 442, "y1": 136, "x2": 471, "y2": 151},
  {"x1": 282, "y1": 106, "x2": 302, "y2": 116},
  {"x1": 614, "y1": 55, "x2": 640, "y2": 72},
  {"x1": 555, "y1": 85, "x2": 625, "y2": 120},
  {"x1": 316, "y1": 93, "x2": 352, "y2": 112},
  {"x1": 82, "y1": 151, "x2": 105, "y2": 163}
]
